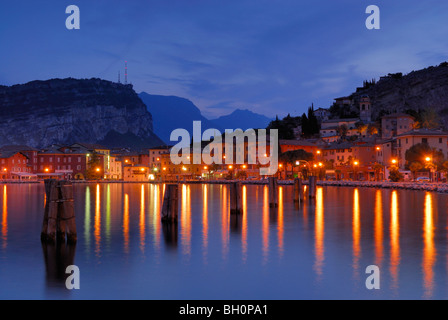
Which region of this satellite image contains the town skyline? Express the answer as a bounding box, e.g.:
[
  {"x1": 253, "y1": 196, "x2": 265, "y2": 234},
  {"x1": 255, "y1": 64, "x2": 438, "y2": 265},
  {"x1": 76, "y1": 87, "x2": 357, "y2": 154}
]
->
[{"x1": 1, "y1": 1, "x2": 448, "y2": 119}]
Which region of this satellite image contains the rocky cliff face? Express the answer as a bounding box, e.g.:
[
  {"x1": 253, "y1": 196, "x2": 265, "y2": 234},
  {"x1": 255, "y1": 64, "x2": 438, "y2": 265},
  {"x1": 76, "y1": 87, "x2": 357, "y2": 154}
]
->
[
  {"x1": 0, "y1": 78, "x2": 164, "y2": 148},
  {"x1": 351, "y1": 62, "x2": 448, "y2": 127}
]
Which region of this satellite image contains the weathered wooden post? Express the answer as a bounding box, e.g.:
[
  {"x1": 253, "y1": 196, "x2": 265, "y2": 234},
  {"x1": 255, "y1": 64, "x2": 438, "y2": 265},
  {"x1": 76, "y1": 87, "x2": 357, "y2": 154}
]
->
[
  {"x1": 309, "y1": 176, "x2": 317, "y2": 199},
  {"x1": 41, "y1": 179, "x2": 77, "y2": 244},
  {"x1": 294, "y1": 178, "x2": 303, "y2": 203},
  {"x1": 59, "y1": 181, "x2": 77, "y2": 243},
  {"x1": 230, "y1": 181, "x2": 242, "y2": 214},
  {"x1": 268, "y1": 177, "x2": 278, "y2": 208},
  {"x1": 161, "y1": 183, "x2": 179, "y2": 223}
]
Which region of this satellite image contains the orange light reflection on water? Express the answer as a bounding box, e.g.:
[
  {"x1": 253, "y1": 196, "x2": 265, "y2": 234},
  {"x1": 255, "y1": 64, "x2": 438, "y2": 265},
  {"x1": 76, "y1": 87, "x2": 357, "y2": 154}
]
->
[
  {"x1": 202, "y1": 184, "x2": 208, "y2": 262},
  {"x1": 277, "y1": 186, "x2": 284, "y2": 258},
  {"x1": 262, "y1": 185, "x2": 269, "y2": 264},
  {"x1": 374, "y1": 190, "x2": 384, "y2": 267},
  {"x1": 390, "y1": 190, "x2": 400, "y2": 290},
  {"x1": 352, "y1": 188, "x2": 361, "y2": 278},
  {"x1": 123, "y1": 193, "x2": 129, "y2": 254},
  {"x1": 94, "y1": 184, "x2": 101, "y2": 258},
  {"x1": 242, "y1": 185, "x2": 248, "y2": 262},
  {"x1": 423, "y1": 192, "x2": 436, "y2": 299},
  {"x1": 181, "y1": 184, "x2": 191, "y2": 256},
  {"x1": 314, "y1": 187, "x2": 324, "y2": 280},
  {"x1": 139, "y1": 184, "x2": 146, "y2": 254},
  {"x1": 1, "y1": 185, "x2": 7, "y2": 249}
]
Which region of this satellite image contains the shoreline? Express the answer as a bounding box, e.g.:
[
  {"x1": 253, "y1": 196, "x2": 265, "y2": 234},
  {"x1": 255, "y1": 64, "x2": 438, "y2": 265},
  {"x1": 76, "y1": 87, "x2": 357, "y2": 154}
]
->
[{"x1": 1, "y1": 179, "x2": 448, "y2": 193}]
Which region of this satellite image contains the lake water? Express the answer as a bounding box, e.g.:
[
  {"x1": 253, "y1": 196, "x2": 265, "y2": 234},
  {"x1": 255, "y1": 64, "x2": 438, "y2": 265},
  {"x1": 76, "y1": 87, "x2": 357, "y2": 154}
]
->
[{"x1": 0, "y1": 182, "x2": 447, "y2": 300}]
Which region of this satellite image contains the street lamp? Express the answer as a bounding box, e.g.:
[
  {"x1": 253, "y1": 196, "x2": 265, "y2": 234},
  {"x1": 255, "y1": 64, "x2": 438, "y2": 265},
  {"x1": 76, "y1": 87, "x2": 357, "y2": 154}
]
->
[
  {"x1": 425, "y1": 156, "x2": 434, "y2": 182},
  {"x1": 353, "y1": 161, "x2": 359, "y2": 181}
]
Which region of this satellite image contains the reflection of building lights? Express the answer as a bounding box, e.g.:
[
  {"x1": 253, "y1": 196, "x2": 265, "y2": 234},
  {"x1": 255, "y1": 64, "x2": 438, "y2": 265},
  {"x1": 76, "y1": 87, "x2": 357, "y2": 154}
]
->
[{"x1": 148, "y1": 174, "x2": 155, "y2": 181}]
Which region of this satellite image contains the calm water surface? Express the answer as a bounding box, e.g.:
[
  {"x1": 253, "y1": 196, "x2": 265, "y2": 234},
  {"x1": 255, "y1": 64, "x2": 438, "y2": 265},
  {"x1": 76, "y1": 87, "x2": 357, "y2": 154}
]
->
[{"x1": 0, "y1": 182, "x2": 447, "y2": 299}]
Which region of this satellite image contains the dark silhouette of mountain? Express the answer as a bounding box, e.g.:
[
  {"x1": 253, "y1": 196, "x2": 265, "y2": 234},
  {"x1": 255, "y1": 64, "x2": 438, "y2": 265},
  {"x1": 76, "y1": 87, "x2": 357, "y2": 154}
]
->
[
  {"x1": 0, "y1": 78, "x2": 164, "y2": 149},
  {"x1": 139, "y1": 92, "x2": 272, "y2": 143},
  {"x1": 139, "y1": 92, "x2": 222, "y2": 143},
  {"x1": 209, "y1": 108, "x2": 272, "y2": 130}
]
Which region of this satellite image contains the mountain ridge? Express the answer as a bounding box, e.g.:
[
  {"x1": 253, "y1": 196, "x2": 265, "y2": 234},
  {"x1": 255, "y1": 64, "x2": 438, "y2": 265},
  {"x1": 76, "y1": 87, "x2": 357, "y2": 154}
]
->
[{"x1": 0, "y1": 78, "x2": 164, "y2": 149}]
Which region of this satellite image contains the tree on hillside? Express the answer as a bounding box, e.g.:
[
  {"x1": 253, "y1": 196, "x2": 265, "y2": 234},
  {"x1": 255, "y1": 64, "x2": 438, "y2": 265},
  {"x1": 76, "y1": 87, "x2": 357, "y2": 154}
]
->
[
  {"x1": 266, "y1": 114, "x2": 301, "y2": 139},
  {"x1": 336, "y1": 124, "x2": 348, "y2": 139},
  {"x1": 421, "y1": 108, "x2": 441, "y2": 129}
]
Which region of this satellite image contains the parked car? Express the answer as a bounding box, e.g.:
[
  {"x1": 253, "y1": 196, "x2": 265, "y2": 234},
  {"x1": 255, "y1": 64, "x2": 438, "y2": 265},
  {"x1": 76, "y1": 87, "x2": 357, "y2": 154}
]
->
[{"x1": 416, "y1": 177, "x2": 431, "y2": 182}]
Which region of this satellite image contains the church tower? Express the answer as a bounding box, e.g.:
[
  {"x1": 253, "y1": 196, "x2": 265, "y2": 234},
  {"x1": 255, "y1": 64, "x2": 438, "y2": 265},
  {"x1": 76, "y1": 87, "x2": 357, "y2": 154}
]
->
[{"x1": 359, "y1": 95, "x2": 372, "y2": 123}]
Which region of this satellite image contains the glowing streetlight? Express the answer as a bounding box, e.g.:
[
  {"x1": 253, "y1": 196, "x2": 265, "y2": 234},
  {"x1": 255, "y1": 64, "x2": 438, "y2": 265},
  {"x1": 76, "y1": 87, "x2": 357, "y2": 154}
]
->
[
  {"x1": 242, "y1": 165, "x2": 247, "y2": 169},
  {"x1": 318, "y1": 162, "x2": 323, "y2": 167},
  {"x1": 228, "y1": 165, "x2": 233, "y2": 169},
  {"x1": 204, "y1": 166, "x2": 208, "y2": 170},
  {"x1": 354, "y1": 161, "x2": 359, "y2": 166},
  {"x1": 391, "y1": 159, "x2": 397, "y2": 165},
  {"x1": 2, "y1": 168, "x2": 6, "y2": 172},
  {"x1": 316, "y1": 150, "x2": 321, "y2": 155},
  {"x1": 96, "y1": 168, "x2": 100, "y2": 172},
  {"x1": 45, "y1": 168, "x2": 49, "y2": 172},
  {"x1": 425, "y1": 156, "x2": 431, "y2": 162},
  {"x1": 182, "y1": 166, "x2": 187, "y2": 171}
]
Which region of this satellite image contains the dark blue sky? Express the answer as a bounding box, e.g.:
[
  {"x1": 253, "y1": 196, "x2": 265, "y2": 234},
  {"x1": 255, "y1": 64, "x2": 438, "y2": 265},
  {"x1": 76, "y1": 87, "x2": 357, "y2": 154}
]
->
[{"x1": 1, "y1": 0, "x2": 447, "y2": 118}]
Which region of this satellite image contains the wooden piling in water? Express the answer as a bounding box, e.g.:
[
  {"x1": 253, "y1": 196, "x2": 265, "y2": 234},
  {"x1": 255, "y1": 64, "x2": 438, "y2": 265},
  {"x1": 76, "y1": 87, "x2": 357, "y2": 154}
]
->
[
  {"x1": 41, "y1": 179, "x2": 77, "y2": 244},
  {"x1": 268, "y1": 177, "x2": 278, "y2": 208},
  {"x1": 230, "y1": 181, "x2": 242, "y2": 214},
  {"x1": 161, "y1": 183, "x2": 179, "y2": 223},
  {"x1": 309, "y1": 176, "x2": 317, "y2": 199},
  {"x1": 294, "y1": 178, "x2": 302, "y2": 203}
]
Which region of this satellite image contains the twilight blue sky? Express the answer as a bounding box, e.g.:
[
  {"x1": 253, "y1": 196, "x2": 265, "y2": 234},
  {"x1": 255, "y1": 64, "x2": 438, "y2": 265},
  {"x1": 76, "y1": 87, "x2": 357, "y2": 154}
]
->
[{"x1": 1, "y1": 0, "x2": 448, "y2": 119}]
